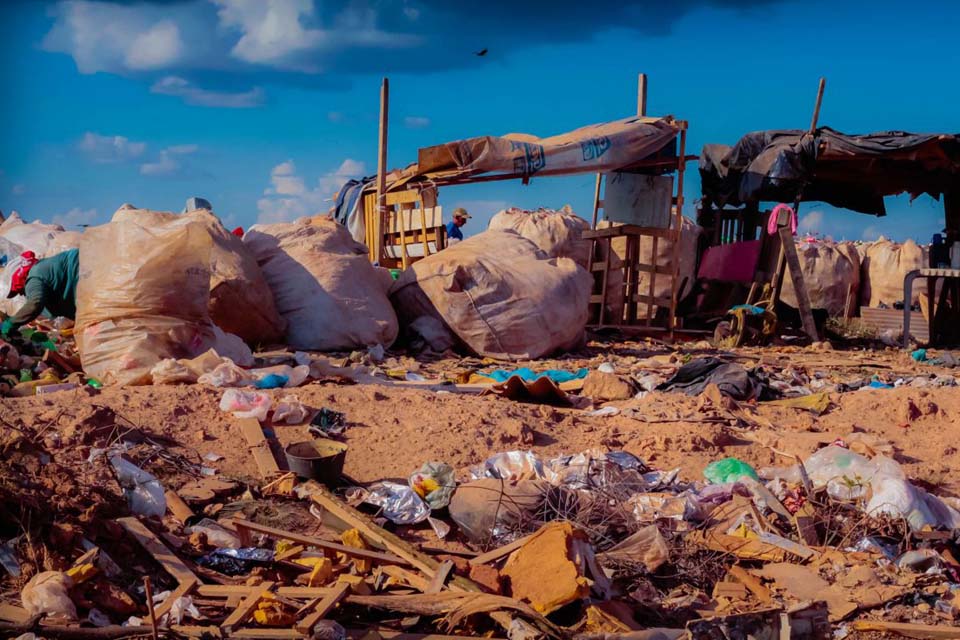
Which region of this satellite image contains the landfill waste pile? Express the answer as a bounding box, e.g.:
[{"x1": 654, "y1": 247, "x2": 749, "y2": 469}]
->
[
  {"x1": 2, "y1": 209, "x2": 960, "y2": 640},
  {"x1": 2, "y1": 333, "x2": 960, "y2": 640}
]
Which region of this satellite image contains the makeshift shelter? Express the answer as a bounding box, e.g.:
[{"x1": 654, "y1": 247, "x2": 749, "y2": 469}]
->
[
  {"x1": 357, "y1": 74, "x2": 693, "y2": 334},
  {"x1": 695, "y1": 110, "x2": 960, "y2": 344}
]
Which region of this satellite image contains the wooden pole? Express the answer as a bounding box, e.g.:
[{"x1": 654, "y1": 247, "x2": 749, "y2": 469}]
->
[
  {"x1": 143, "y1": 577, "x2": 159, "y2": 640},
  {"x1": 809, "y1": 77, "x2": 826, "y2": 133},
  {"x1": 374, "y1": 77, "x2": 390, "y2": 264},
  {"x1": 637, "y1": 73, "x2": 648, "y2": 117},
  {"x1": 590, "y1": 172, "x2": 603, "y2": 229}
]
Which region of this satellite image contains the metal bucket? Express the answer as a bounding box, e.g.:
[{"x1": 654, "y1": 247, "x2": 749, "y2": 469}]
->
[{"x1": 284, "y1": 439, "x2": 348, "y2": 485}]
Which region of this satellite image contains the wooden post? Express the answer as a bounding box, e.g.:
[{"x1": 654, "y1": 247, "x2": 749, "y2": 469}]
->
[
  {"x1": 374, "y1": 77, "x2": 390, "y2": 265},
  {"x1": 809, "y1": 77, "x2": 826, "y2": 133},
  {"x1": 637, "y1": 72, "x2": 648, "y2": 117},
  {"x1": 143, "y1": 577, "x2": 160, "y2": 640},
  {"x1": 668, "y1": 124, "x2": 687, "y2": 334},
  {"x1": 590, "y1": 172, "x2": 603, "y2": 229}
]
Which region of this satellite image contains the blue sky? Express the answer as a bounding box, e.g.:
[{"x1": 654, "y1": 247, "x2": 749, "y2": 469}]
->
[{"x1": 0, "y1": 0, "x2": 957, "y2": 241}]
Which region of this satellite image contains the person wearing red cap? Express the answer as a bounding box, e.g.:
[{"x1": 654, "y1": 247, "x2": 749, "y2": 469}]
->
[{"x1": 2, "y1": 248, "x2": 80, "y2": 337}]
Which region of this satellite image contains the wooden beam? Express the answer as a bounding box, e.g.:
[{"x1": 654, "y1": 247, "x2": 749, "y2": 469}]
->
[
  {"x1": 850, "y1": 621, "x2": 960, "y2": 639},
  {"x1": 153, "y1": 579, "x2": 197, "y2": 623},
  {"x1": 590, "y1": 173, "x2": 603, "y2": 229},
  {"x1": 226, "y1": 519, "x2": 409, "y2": 566},
  {"x1": 237, "y1": 417, "x2": 280, "y2": 479},
  {"x1": 117, "y1": 517, "x2": 198, "y2": 584},
  {"x1": 296, "y1": 582, "x2": 351, "y2": 634},
  {"x1": 637, "y1": 72, "x2": 648, "y2": 117},
  {"x1": 375, "y1": 77, "x2": 390, "y2": 264},
  {"x1": 809, "y1": 77, "x2": 826, "y2": 133},
  {"x1": 779, "y1": 224, "x2": 820, "y2": 340}
]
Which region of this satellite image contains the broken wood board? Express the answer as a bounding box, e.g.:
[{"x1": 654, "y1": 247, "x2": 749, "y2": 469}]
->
[
  {"x1": 225, "y1": 519, "x2": 410, "y2": 566},
  {"x1": 238, "y1": 417, "x2": 281, "y2": 478},
  {"x1": 221, "y1": 581, "x2": 275, "y2": 632},
  {"x1": 154, "y1": 578, "x2": 198, "y2": 622},
  {"x1": 426, "y1": 560, "x2": 454, "y2": 594},
  {"x1": 851, "y1": 621, "x2": 960, "y2": 639},
  {"x1": 727, "y1": 565, "x2": 772, "y2": 603},
  {"x1": 0, "y1": 603, "x2": 30, "y2": 623},
  {"x1": 118, "y1": 516, "x2": 199, "y2": 584}
]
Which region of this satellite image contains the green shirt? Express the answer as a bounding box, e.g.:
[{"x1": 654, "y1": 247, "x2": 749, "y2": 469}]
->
[{"x1": 9, "y1": 248, "x2": 80, "y2": 329}]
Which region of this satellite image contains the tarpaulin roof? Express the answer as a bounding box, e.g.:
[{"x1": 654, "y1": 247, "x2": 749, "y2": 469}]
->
[
  {"x1": 699, "y1": 128, "x2": 960, "y2": 215},
  {"x1": 386, "y1": 116, "x2": 681, "y2": 188}
]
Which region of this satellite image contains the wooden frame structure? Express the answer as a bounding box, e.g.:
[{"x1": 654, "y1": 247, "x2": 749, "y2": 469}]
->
[
  {"x1": 363, "y1": 74, "x2": 690, "y2": 295},
  {"x1": 582, "y1": 73, "x2": 690, "y2": 334}
]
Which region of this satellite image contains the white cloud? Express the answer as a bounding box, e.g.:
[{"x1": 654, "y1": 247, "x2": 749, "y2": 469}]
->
[
  {"x1": 140, "y1": 144, "x2": 199, "y2": 177},
  {"x1": 43, "y1": 1, "x2": 184, "y2": 74},
  {"x1": 257, "y1": 158, "x2": 366, "y2": 224},
  {"x1": 151, "y1": 76, "x2": 264, "y2": 108},
  {"x1": 79, "y1": 132, "x2": 147, "y2": 163},
  {"x1": 52, "y1": 207, "x2": 98, "y2": 228},
  {"x1": 11, "y1": 184, "x2": 26, "y2": 196},
  {"x1": 327, "y1": 111, "x2": 345, "y2": 123},
  {"x1": 123, "y1": 20, "x2": 182, "y2": 70},
  {"x1": 403, "y1": 6, "x2": 421, "y2": 20},
  {"x1": 214, "y1": 0, "x2": 324, "y2": 68},
  {"x1": 861, "y1": 225, "x2": 881, "y2": 241},
  {"x1": 404, "y1": 116, "x2": 431, "y2": 129},
  {"x1": 798, "y1": 210, "x2": 824, "y2": 234}
]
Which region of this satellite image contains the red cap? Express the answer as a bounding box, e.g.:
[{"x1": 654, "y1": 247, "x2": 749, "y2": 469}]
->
[
  {"x1": 7, "y1": 251, "x2": 38, "y2": 298},
  {"x1": 231, "y1": 227, "x2": 244, "y2": 237}
]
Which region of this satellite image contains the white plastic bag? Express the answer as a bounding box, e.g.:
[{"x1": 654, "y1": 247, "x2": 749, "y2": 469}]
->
[
  {"x1": 199, "y1": 361, "x2": 254, "y2": 387},
  {"x1": 273, "y1": 395, "x2": 309, "y2": 424},
  {"x1": 186, "y1": 518, "x2": 241, "y2": 549},
  {"x1": 108, "y1": 453, "x2": 166, "y2": 517},
  {"x1": 21, "y1": 571, "x2": 77, "y2": 620},
  {"x1": 219, "y1": 389, "x2": 272, "y2": 421}
]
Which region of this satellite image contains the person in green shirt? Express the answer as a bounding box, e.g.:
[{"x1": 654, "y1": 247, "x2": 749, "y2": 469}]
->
[{"x1": 2, "y1": 248, "x2": 80, "y2": 336}]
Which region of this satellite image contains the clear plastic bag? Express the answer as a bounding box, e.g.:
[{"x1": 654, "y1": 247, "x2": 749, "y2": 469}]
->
[
  {"x1": 108, "y1": 453, "x2": 166, "y2": 517},
  {"x1": 219, "y1": 389, "x2": 272, "y2": 421},
  {"x1": 21, "y1": 571, "x2": 77, "y2": 620},
  {"x1": 273, "y1": 395, "x2": 310, "y2": 424}
]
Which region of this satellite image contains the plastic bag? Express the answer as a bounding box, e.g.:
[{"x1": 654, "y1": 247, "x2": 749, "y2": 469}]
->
[
  {"x1": 273, "y1": 395, "x2": 310, "y2": 425},
  {"x1": 598, "y1": 525, "x2": 669, "y2": 572},
  {"x1": 250, "y1": 364, "x2": 310, "y2": 388},
  {"x1": 220, "y1": 389, "x2": 272, "y2": 421},
  {"x1": 186, "y1": 518, "x2": 241, "y2": 549},
  {"x1": 866, "y1": 457, "x2": 940, "y2": 530},
  {"x1": 21, "y1": 571, "x2": 77, "y2": 620},
  {"x1": 703, "y1": 458, "x2": 759, "y2": 484},
  {"x1": 409, "y1": 462, "x2": 456, "y2": 509},
  {"x1": 363, "y1": 482, "x2": 430, "y2": 525},
  {"x1": 108, "y1": 453, "x2": 166, "y2": 517},
  {"x1": 198, "y1": 361, "x2": 254, "y2": 387},
  {"x1": 470, "y1": 450, "x2": 559, "y2": 483}
]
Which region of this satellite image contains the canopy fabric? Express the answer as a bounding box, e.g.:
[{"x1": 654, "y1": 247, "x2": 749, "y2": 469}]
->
[
  {"x1": 699, "y1": 128, "x2": 960, "y2": 215},
  {"x1": 411, "y1": 116, "x2": 681, "y2": 183}
]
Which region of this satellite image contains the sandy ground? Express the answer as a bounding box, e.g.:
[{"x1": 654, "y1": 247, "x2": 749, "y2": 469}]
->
[{"x1": 3, "y1": 340, "x2": 959, "y2": 497}]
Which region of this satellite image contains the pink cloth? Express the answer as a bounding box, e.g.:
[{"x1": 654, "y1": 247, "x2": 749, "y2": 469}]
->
[{"x1": 767, "y1": 203, "x2": 797, "y2": 236}]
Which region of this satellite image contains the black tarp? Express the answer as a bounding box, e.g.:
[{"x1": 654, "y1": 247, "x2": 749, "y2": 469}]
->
[{"x1": 699, "y1": 128, "x2": 960, "y2": 215}]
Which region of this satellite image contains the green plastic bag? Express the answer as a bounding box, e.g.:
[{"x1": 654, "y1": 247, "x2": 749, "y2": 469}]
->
[{"x1": 704, "y1": 457, "x2": 759, "y2": 484}]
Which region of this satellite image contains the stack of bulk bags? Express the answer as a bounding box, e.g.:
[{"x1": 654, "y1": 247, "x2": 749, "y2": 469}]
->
[
  {"x1": 782, "y1": 240, "x2": 861, "y2": 315},
  {"x1": 487, "y1": 206, "x2": 591, "y2": 267}
]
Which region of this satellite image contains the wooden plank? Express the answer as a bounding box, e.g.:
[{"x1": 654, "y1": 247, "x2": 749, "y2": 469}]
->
[
  {"x1": 118, "y1": 517, "x2": 199, "y2": 584},
  {"x1": 221, "y1": 581, "x2": 275, "y2": 632},
  {"x1": 374, "y1": 77, "x2": 389, "y2": 264},
  {"x1": 171, "y1": 626, "x2": 224, "y2": 638},
  {"x1": 384, "y1": 190, "x2": 421, "y2": 206},
  {"x1": 347, "y1": 631, "x2": 505, "y2": 640},
  {"x1": 238, "y1": 417, "x2": 280, "y2": 478},
  {"x1": 632, "y1": 294, "x2": 673, "y2": 307},
  {"x1": 226, "y1": 519, "x2": 409, "y2": 566},
  {"x1": 582, "y1": 224, "x2": 673, "y2": 240},
  {"x1": 468, "y1": 535, "x2": 532, "y2": 566},
  {"x1": 850, "y1": 621, "x2": 960, "y2": 639},
  {"x1": 296, "y1": 582, "x2": 351, "y2": 634},
  {"x1": 779, "y1": 225, "x2": 820, "y2": 341},
  {"x1": 0, "y1": 603, "x2": 30, "y2": 623},
  {"x1": 590, "y1": 172, "x2": 602, "y2": 229},
  {"x1": 426, "y1": 560, "x2": 454, "y2": 594}
]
